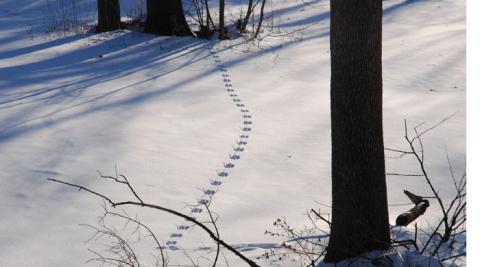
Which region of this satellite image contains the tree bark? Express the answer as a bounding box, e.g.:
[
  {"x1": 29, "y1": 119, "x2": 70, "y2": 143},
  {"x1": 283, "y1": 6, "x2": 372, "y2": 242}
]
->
[
  {"x1": 145, "y1": 0, "x2": 193, "y2": 36},
  {"x1": 97, "y1": 0, "x2": 122, "y2": 32},
  {"x1": 219, "y1": 0, "x2": 226, "y2": 39},
  {"x1": 325, "y1": 0, "x2": 390, "y2": 262}
]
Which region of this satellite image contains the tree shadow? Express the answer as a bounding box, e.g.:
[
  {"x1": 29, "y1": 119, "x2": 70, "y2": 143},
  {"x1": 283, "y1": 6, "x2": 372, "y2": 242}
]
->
[
  {"x1": 0, "y1": 1, "x2": 330, "y2": 145},
  {"x1": 0, "y1": 34, "x2": 87, "y2": 60},
  {"x1": 0, "y1": 31, "x2": 214, "y2": 143},
  {"x1": 383, "y1": 0, "x2": 430, "y2": 17},
  {"x1": 278, "y1": 10, "x2": 330, "y2": 28}
]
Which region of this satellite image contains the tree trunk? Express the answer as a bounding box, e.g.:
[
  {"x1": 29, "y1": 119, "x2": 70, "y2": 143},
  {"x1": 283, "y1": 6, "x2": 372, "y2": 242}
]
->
[
  {"x1": 253, "y1": 0, "x2": 266, "y2": 38},
  {"x1": 97, "y1": 0, "x2": 122, "y2": 32},
  {"x1": 145, "y1": 0, "x2": 192, "y2": 36},
  {"x1": 240, "y1": 0, "x2": 254, "y2": 32},
  {"x1": 219, "y1": 0, "x2": 226, "y2": 39},
  {"x1": 325, "y1": 0, "x2": 390, "y2": 262}
]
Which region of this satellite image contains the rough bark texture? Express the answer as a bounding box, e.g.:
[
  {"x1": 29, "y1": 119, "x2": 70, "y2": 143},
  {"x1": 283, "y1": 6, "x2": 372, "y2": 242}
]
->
[
  {"x1": 97, "y1": 0, "x2": 122, "y2": 32},
  {"x1": 145, "y1": 0, "x2": 192, "y2": 36},
  {"x1": 325, "y1": 0, "x2": 390, "y2": 262}
]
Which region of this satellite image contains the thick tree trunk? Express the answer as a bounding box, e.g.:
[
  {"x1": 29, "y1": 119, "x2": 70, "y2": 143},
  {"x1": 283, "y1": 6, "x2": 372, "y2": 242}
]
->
[
  {"x1": 97, "y1": 0, "x2": 122, "y2": 32},
  {"x1": 325, "y1": 0, "x2": 390, "y2": 262},
  {"x1": 145, "y1": 0, "x2": 192, "y2": 36}
]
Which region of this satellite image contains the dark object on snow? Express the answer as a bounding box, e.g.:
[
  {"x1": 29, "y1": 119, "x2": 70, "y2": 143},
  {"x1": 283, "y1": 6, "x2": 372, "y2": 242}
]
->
[
  {"x1": 403, "y1": 189, "x2": 424, "y2": 204},
  {"x1": 144, "y1": 0, "x2": 193, "y2": 36},
  {"x1": 97, "y1": 0, "x2": 122, "y2": 32},
  {"x1": 396, "y1": 190, "x2": 430, "y2": 226},
  {"x1": 325, "y1": 0, "x2": 390, "y2": 262}
]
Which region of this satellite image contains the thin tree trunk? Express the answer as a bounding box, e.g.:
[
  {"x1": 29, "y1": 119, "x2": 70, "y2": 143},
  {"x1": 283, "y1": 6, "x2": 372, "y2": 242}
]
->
[
  {"x1": 253, "y1": 0, "x2": 266, "y2": 38},
  {"x1": 325, "y1": 0, "x2": 390, "y2": 262},
  {"x1": 97, "y1": 0, "x2": 122, "y2": 32},
  {"x1": 240, "y1": 0, "x2": 254, "y2": 32},
  {"x1": 145, "y1": 0, "x2": 192, "y2": 36},
  {"x1": 205, "y1": 0, "x2": 214, "y2": 31},
  {"x1": 219, "y1": 0, "x2": 226, "y2": 39}
]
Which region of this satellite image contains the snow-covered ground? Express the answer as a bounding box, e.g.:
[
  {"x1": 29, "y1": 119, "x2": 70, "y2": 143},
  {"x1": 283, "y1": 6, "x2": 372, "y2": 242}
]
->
[{"x1": 0, "y1": 0, "x2": 465, "y2": 266}]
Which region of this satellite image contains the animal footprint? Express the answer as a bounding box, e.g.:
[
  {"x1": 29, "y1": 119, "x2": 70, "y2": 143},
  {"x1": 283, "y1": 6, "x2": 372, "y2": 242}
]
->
[
  {"x1": 230, "y1": 154, "x2": 240, "y2": 160},
  {"x1": 224, "y1": 163, "x2": 235, "y2": 168},
  {"x1": 242, "y1": 127, "x2": 251, "y2": 132},
  {"x1": 236, "y1": 104, "x2": 245, "y2": 107},
  {"x1": 198, "y1": 199, "x2": 209, "y2": 205},
  {"x1": 204, "y1": 189, "x2": 216, "y2": 195},
  {"x1": 191, "y1": 207, "x2": 203, "y2": 213},
  {"x1": 178, "y1": 225, "x2": 189, "y2": 230},
  {"x1": 243, "y1": 115, "x2": 251, "y2": 119},
  {"x1": 240, "y1": 134, "x2": 249, "y2": 139},
  {"x1": 166, "y1": 241, "x2": 177, "y2": 245},
  {"x1": 237, "y1": 141, "x2": 247, "y2": 145},
  {"x1": 218, "y1": 171, "x2": 229, "y2": 177},
  {"x1": 211, "y1": 180, "x2": 222, "y2": 186},
  {"x1": 244, "y1": 121, "x2": 252, "y2": 125},
  {"x1": 170, "y1": 233, "x2": 183, "y2": 238},
  {"x1": 234, "y1": 147, "x2": 244, "y2": 152}
]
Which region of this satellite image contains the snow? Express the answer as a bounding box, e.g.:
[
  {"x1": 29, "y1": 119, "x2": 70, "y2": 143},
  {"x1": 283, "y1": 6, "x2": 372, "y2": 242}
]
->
[
  {"x1": 316, "y1": 250, "x2": 443, "y2": 267},
  {"x1": 466, "y1": 0, "x2": 480, "y2": 266},
  {"x1": 0, "y1": 0, "x2": 465, "y2": 266}
]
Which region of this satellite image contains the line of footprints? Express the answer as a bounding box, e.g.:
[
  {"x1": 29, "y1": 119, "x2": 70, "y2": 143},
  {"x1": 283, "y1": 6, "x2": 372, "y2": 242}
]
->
[{"x1": 164, "y1": 51, "x2": 252, "y2": 250}]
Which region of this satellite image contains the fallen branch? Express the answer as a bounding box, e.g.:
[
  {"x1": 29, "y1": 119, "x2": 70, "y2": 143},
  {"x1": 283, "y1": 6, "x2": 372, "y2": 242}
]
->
[{"x1": 47, "y1": 176, "x2": 260, "y2": 267}]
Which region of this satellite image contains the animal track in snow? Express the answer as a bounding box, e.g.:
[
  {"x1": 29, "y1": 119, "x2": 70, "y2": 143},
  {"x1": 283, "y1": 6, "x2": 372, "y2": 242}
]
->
[
  {"x1": 204, "y1": 189, "x2": 216, "y2": 195},
  {"x1": 164, "y1": 48, "x2": 253, "y2": 250},
  {"x1": 224, "y1": 163, "x2": 235, "y2": 168},
  {"x1": 211, "y1": 180, "x2": 222, "y2": 186},
  {"x1": 197, "y1": 199, "x2": 209, "y2": 205},
  {"x1": 217, "y1": 171, "x2": 229, "y2": 177}
]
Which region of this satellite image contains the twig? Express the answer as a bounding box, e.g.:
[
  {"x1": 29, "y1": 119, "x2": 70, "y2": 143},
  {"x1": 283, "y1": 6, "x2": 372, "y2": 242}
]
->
[
  {"x1": 310, "y1": 209, "x2": 331, "y2": 228},
  {"x1": 205, "y1": 204, "x2": 220, "y2": 267},
  {"x1": 441, "y1": 252, "x2": 466, "y2": 262},
  {"x1": 386, "y1": 173, "x2": 424, "y2": 177},
  {"x1": 47, "y1": 178, "x2": 115, "y2": 205},
  {"x1": 104, "y1": 208, "x2": 166, "y2": 267}
]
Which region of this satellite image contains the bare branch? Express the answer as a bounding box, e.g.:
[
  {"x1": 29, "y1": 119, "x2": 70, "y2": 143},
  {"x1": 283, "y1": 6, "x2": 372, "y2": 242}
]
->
[
  {"x1": 120, "y1": 174, "x2": 144, "y2": 204},
  {"x1": 47, "y1": 178, "x2": 115, "y2": 205},
  {"x1": 205, "y1": 204, "x2": 220, "y2": 267},
  {"x1": 412, "y1": 110, "x2": 458, "y2": 141},
  {"x1": 441, "y1": 252, "x2": 466, "y2": 262},
  {"x1": 104, "y1": 208, "x2": 166, "y2": 267},
  {"x1": 310, "y1": 209, "x2": 331, "y2": 228},
  {"x1": 386, "y1": 173, "x2": 424, "y2": 177},
  {"x1": 48, "y1": 177, "x2": 260, "y2": 267}
]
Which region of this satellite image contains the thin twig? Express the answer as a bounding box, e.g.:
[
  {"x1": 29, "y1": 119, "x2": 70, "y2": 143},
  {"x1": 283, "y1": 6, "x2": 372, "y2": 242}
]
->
[
  {"x1": 310, "y1": 209, "x2": 331, "y2": 227},
  {"x1": 47, "y1": 178, "x2": 114, "y2": 205},
  {"x1": 205, "y1": 204, "x2": 220, "y2": 267}
]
